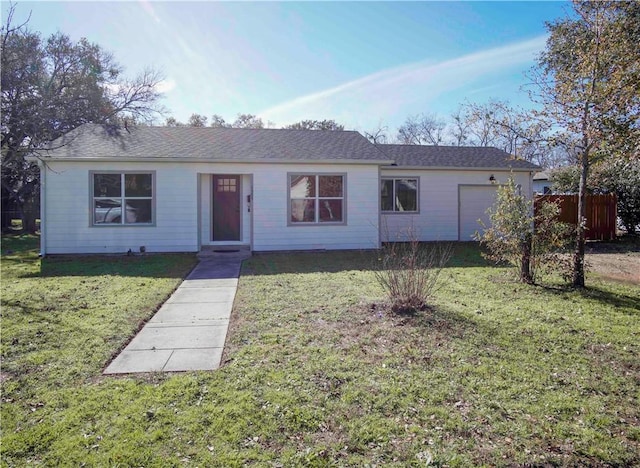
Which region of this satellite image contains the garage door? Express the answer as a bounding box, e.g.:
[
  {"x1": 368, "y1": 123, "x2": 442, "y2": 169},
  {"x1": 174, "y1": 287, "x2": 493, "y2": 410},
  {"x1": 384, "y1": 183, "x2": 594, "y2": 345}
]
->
[{"x1": 459, "y1": 185, "x2": 499, "y2": 241}]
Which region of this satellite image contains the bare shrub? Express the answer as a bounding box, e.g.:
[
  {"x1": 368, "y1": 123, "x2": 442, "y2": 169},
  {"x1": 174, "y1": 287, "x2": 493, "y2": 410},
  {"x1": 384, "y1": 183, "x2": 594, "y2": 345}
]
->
[{"x1": 375, "y1": 227, "x2": 451, "y2": 314}]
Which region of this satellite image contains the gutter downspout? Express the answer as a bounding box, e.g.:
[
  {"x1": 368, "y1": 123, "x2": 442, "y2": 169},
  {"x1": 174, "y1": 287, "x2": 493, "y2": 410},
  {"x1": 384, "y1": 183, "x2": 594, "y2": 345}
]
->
[{"x1": 38, "y1": 160, "x2": 46, "y2": 257}]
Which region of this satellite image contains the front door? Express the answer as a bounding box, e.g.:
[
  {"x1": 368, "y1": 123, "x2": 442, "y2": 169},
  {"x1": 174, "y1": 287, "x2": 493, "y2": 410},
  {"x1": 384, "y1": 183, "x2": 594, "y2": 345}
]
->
[{"x1": 212, "y1": 175, "x2": 241, "y2": 241}]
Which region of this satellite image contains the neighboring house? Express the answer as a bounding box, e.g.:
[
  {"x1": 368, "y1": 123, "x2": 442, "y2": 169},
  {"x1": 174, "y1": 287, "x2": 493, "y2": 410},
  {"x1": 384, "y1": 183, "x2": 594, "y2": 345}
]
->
[
  {"x1": 533, "y1": 171, "x2": 552, "y2": 194},
  {"x1": 32, "y1": 124, "x2": 540, "y2": 255}
]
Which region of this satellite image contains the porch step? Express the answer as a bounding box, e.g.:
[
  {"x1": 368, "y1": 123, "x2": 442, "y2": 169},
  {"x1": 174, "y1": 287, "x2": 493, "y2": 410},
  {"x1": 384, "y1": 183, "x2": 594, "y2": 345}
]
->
[{"x1": 197, "y1": 245, "x2": 252, "y2": 261}]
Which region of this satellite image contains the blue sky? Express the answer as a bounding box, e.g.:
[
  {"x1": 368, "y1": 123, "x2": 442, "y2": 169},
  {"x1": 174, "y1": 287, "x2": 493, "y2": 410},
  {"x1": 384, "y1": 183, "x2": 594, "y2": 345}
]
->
[{"x1": 11, "y1": 1, "x2": 571, "y2": 133}]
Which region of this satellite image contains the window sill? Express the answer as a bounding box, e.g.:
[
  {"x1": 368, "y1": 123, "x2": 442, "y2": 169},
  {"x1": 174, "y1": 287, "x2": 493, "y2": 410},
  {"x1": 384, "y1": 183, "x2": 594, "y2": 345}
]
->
[
  {"x1": 287, "y1": 222, "x2": 347, "y2": 227},
  {"x1": 381, "y1": 211, "x2": 420, "y2": 215},
  {"x1": 91, "y1": 223, "x2": 156, "y2": 227}
]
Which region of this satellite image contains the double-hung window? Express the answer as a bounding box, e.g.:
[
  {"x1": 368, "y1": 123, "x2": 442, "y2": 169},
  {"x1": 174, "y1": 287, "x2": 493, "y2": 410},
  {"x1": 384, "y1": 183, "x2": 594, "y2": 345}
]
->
[
  {"x1": 92, "y1": 172, "x2": 154, "y2": 225},
  {"x1": 289, "y1": 174, "x2": 345, "y2": 224},
  {"x1": 381, "y1": 178, "x2": 418, "y2": 213}
]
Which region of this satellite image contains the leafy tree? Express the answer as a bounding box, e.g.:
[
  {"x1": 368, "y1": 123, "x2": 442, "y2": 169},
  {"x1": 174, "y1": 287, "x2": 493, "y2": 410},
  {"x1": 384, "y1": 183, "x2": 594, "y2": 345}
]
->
[
  {"x1": 187, "y1": 113, "x2": 208, "y2": 127},
  {"x1": 165, "y1": 114, "x2": 209, "y2": 127},
  {"x1": 165, "y1": 112, "x2": 266, "y2": 129},
  {"x1": 551, "y1": 158, "x2": 640, "y2": 234},
  {"x1": 285, "y1": 119, "x2": 344, "y2": 131},
  {"x1": 209, "y1": 114, "x2": 229, "y2": 128},
  {"x1": 594, "y1": 158, "x2": 640, "y2": 235},
  {"x1": 531, "y1": 0, "x2": 640, "y2": 286},
  {"x1": 1, "y1": 4, "x2": 163, "y2": 231},
  {"x1": 478, "y1": 177, "x2": 571, "y2": 284},
  {"x1": 549, "y1": 165, "x2": 581, "y2": 193},
  {"x1": 232, "y1": 113, "x2": 264, "y2": 129},
  {"x1": 165, "y1": 117, "x2": 184, "y2": 127}
]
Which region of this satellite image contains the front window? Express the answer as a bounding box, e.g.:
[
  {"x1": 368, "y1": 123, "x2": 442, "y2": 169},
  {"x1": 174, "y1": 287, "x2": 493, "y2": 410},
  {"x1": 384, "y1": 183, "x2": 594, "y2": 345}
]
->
[
  {"x1": 289, "y1": 174, "x2": 344, "y2": 224},
  {"x1": 381, "y1": 178, "x2": 418, "y2": 212},
  {"x1": 92, "y1": 172, "x2": 154, "y2": 225}
]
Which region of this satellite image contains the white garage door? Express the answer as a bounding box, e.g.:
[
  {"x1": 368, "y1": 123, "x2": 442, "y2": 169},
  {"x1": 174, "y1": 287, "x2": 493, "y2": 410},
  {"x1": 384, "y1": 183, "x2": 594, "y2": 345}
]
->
[{"x1": 459, "y1": 185, "x2": 499, "y2": 241}]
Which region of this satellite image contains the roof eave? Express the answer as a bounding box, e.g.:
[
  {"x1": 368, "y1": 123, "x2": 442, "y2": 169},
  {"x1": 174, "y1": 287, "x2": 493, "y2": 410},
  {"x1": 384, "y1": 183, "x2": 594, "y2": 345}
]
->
[
  {"x1": 381, "y1": 165, "x2": 539, "y2": 172},
  {"x1": 35, "y1": 156, "x2": 395, "y2": 165}
]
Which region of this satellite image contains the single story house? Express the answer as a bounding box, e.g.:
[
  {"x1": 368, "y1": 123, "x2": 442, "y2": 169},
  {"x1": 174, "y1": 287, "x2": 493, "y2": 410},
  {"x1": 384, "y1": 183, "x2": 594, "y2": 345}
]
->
[
  {"x1": 533, "y1": 171, "x2": 552, "y2": 194},
  {"x1": 32, "y1": 124, "x2": 540, "y2": 255}
]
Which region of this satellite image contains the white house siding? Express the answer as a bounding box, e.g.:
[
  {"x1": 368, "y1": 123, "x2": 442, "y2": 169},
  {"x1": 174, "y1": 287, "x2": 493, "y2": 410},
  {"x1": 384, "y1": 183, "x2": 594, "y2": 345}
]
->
[
  {"x1": 192, "y1": 162, "x2": 380, "y2": 251},
  {"x1": 533, "y1": 179, "x2": 551, "y2": 194},
  {"x1": 42, "y1": 161, "x2": 199, "y2": 254},
  {"x1": 380, "y1": 169, "x2": 533, "y2": 242},
  {"x1": 238, "y1": 163, "x2": 380, "y2": 251},
  {"x1": 42, "y1": 161, "x2": 381, "y2": 254}
]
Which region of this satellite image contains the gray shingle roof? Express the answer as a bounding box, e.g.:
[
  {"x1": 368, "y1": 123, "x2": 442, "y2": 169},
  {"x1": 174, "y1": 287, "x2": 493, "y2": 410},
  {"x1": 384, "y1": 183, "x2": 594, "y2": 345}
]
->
[
  {"x1": 40, "y1": 124, "x2": 541, "y2": 171},
  {"x1": 378, "y1": 144, "x2": 541, "y2": 171},
  {"x1": 43, "y1": 124, "x2": 391, "y2": 163}
]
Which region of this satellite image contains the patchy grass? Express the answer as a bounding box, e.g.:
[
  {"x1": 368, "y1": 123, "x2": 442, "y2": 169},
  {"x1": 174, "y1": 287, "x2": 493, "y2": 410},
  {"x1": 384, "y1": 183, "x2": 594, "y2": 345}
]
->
[{"x1": 2, "y1": 237, "x2": 639, "y2": 466}]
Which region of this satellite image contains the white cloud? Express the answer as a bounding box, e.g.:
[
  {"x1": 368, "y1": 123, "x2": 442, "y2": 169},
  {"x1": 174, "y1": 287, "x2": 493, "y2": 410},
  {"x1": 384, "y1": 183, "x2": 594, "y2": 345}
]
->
[
  {"x1": 260, "y1": 35, "x2": 547, "y2": 130},
  {"x1": 139, "y1": 0, "x2": 162, "y2": 24},
  {"x1": 155, "y1": 78, "x2": 177, "y2": 94},
  {"x1": 103, "y1": 83, "x2": 121, "y2": 94}
]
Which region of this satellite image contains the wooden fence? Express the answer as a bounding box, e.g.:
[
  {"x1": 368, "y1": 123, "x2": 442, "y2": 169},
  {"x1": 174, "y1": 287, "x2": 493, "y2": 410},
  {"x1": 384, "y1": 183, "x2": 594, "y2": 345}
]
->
[{"x1": 534, "y1": 194, "x2": 617, "y2": 241}]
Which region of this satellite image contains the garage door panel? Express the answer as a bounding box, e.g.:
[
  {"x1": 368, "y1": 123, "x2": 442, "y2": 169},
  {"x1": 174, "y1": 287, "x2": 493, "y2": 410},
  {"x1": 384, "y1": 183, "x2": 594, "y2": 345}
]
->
[{"x1": 459, "y1": 185, "x2": 498, "y2": 241}]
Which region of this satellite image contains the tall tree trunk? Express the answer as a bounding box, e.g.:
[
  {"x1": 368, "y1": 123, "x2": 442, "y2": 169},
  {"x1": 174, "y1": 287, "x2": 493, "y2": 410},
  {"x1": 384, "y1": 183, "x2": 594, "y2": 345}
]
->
[
  {"x1": 22, "y1": 205, "x2": 38, "y2": 233},
  {"x1": 572, "y1": 152, "x2": 589, "y2": 287},
  {"x1": 1, "y1": 189, "x2": 13, "y2": 231},
  {"x1": 21, "y1": 189, "x2": 40, "y2": 233},
  {"x1": 520, "y1": 232, "x2": 533, "y2": 284}
]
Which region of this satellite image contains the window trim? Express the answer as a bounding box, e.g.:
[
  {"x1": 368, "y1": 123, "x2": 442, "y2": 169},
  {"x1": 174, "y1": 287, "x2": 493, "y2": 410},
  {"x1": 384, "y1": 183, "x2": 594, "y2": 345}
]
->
[
  {"x1": 287, "y1": 172, "x2": 347, "y2": 226},
  {"x1": 90, "y1": 170, "x2": 156, "y2": 227},
  {"x1": 381, "y1": 177, "x2": 420, "y2": 214}
]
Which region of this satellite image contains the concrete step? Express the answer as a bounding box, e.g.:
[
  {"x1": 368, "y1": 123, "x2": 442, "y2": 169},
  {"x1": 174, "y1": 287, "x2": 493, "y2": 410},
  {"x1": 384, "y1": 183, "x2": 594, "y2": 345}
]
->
[{"x1": 197, "y1": 245, "x2": 251, "y2": 261}]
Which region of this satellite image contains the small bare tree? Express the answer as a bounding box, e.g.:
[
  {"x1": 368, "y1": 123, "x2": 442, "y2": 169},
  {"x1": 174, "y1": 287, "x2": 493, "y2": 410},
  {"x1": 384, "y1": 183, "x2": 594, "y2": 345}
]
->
[
  {"x1": 364, "y1": 123, "x2": 389, "y2": 145},
  {"x1": 397, "y1": 113, "x2": 446, "y2": 145},
  {"x1": 375, "y1": 225, "x2": 451, "y2": 314}
]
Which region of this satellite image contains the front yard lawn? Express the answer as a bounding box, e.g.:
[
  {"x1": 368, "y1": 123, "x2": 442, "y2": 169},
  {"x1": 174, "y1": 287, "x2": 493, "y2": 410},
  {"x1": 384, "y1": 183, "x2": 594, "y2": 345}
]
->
[{"x1": 1, "y1": 236, "x2": 639, "y2": 466}]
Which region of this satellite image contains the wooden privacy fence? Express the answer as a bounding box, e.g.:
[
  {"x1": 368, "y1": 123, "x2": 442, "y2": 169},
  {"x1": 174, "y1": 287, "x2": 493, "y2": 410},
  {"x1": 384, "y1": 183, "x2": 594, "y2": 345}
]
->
[{"x1": 534, "y1": 194, "x2": 617, "y2": 241}]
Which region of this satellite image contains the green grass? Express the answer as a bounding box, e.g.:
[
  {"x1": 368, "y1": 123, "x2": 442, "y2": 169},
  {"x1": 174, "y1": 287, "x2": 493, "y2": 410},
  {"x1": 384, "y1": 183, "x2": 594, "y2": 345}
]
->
[{"x1": 2, "y1": 236, "x2": 639, "y2": 466}]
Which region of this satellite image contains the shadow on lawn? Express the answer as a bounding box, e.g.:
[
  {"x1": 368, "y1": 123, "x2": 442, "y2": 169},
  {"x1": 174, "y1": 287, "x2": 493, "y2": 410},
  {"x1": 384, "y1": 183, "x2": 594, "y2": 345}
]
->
[
  {"x1": 243, "y1": 242, "x2": 493, "y2": 276},
  {"x1": 538, "y1": 283, "x2": 640, "y2": 315},
  {"x1": 2, "y1": 234, "x2": 197, "y2": 280},
  {"x1": 0, "y1": 233, "x2": 39, "y2": 253},
  {"x1": 585, "y1": 235, "x2": 640, "y2": 255},
  {"x1": 579, "y1": 285, "x2": 640, "y2": 314},
  {"x1": 394, "y1": 303, "x2": 490, "y2": 335},
  {"x1": 34, "y1": 254, "x2": 197, "y2": 279},
  {"x1": 1, "y1": 254, "x2": 196, "y2": 279}
]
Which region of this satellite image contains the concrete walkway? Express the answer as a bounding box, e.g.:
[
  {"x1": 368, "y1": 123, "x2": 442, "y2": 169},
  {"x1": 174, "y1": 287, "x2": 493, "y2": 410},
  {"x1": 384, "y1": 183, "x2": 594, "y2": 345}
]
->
[{"x1": 104, "y1": 258, "x2": 241, "y2": 374}]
